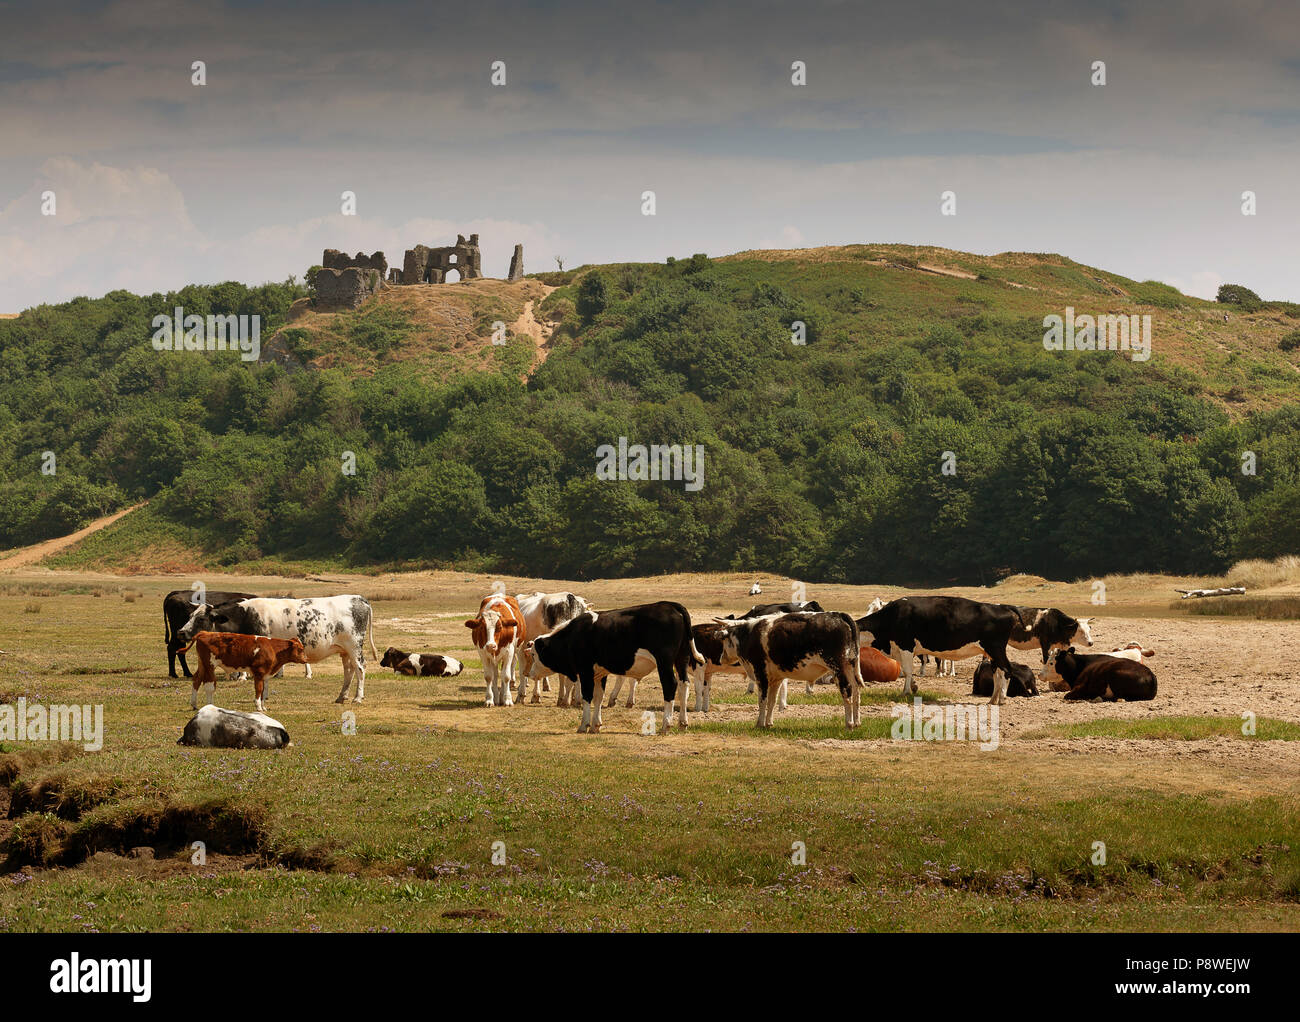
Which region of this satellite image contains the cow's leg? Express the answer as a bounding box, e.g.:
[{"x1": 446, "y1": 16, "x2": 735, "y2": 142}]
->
[
  {"x1": 253, "y1": 670, "x2": 267, "y2": 713},
  {"x1": 481, "y1": 650, "x2": 496, "y2": 707},
  {"x1": 777, "y1": 678, "x2": 789, "y2": 711},
  {"x1": 979, "y1": 643, "x2": 1015, "y2": 706},
  {"x1": 577, "y1": 669, "x2": 597, "y2": 733},
  {"x1": 542, "y1": 677, "x2": 551, "y2": 692},
  {"x1": 191, "y1": 675, "x2": 200, "y2": 710},
  {"x1": 605, "y1": 676, "x2": 623, "y2": 707},
  {"x1": 895, "y1": 645, "x2": 916, "y2": 697},
  {"x1": 354, "y1": 654, "x2": 366, "y2": 703},
  {"x1": 625, "y1": 678, "x2": 637, "y2": 709},
  {"x1": 334, "y1": 655, "x2": 353, "y2": 703},
  {"x1": 591, "y1": 677, "x2": 605, "y2": 733},
  {"x1": 691, "y1": 664, "x2": 708, "y2": 713},
  {"x1": 745, "y1": 678, "x2": 756, "y2": 695},
  {"x1": 499, "y1": 646, "x2": 515, "y2": 706},
  {"x1": 655, "y1": 655, "x2": 677, "y2": 732}
]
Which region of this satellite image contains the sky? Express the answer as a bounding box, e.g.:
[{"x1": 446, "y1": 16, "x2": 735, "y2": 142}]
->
[{"x1": 1, "y1": 0, "x2": 1298, "y2": 311}]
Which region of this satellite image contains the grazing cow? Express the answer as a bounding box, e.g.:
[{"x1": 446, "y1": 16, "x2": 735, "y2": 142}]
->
[
  {"x1": 178, "y1": 705, "x2": 290, "y2": 749},
  {"x1": 717, "y1": 612, "x2": 866, "y2": 728},
  {"x1": 1007, "y1": 607, "x2": 1094, "y2": 662},
  {"x1": 518, "y1": 643, "x2": 582, "y2": 708},
  {"x1": 164, "y1": 589, "x2": 255, "y2": 678},
  {"x1": 177, "y1": 631, "x2": 309, "y2": 711},
  {"x1": 858, "y1": 596, "x2": 1022, "y2": 704},
  {"x1": 972, "y1": 657, "x2": 1038, "y2": 698},
  {"x1": 513, "y1": 591, "x2": 592, "y2": 703},
  {"x1": 379, "y1": 647, "x2": 464, "y2": 677},
  {"x1": 177, "y1": 595, "x2": 377, "y2": 703},
  {"x1": 525, "y1": 602, "x2": 702, "y2": 733},
  {"x1": 690, "y1": 621, "x2": 748, "y2": 712},
  {"x1": 1042, "y1": 647, "x2": 1157, "y2": 701},
  {"x1": 465, "y1": 595, "x2": 527, "y2": 707}
]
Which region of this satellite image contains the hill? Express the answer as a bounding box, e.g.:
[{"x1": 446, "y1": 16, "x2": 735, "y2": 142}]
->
[{"x1": 2, "y1": 245, "x2": 1298, "y2": 583}]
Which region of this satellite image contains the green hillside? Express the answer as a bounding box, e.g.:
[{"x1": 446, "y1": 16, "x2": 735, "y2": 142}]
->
[{"x1": 3, "y1": 245, "x2": 1299, "y2": 584}]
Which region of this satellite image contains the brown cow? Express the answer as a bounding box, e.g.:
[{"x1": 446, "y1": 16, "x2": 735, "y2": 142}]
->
[
  {"x1": 177, "y1": 631, "x2": 309, "y2": 712},
  {"x1": 464, "y1": 595, "x2": 527, "y2": 707}
]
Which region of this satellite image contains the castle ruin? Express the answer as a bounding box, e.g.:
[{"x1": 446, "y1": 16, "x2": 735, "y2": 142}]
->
[{"x1": 313, "y1": 234, "x2": 520, "y2": 309}]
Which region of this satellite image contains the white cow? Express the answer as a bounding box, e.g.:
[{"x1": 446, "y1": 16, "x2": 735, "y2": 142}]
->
[
  {"x1": 513, "y1": 591, "x2": 592, "y2": 703},
  {"x1": 178, "y1": 595, "x2": 377, "y2": 703}
]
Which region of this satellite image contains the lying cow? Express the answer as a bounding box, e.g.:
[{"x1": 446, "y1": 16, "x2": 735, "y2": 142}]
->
[
  {"x1": 526, "y1": 602, "x2": 702, "y2": 733},
  {"x1": 514, "y1": 591, "x2": 592, "y2": 703},
  {"x1": 1041, "y1": 643, "x2": 1155, "y2": 691},
  {"x1": 178, "y1": 705, "x2": 291, "y2": 749},
  {"x1": 465, "y1": 594, "x2": 527, "y2": 707},
  {"x1": 858, "y1": 596, "x2": 1022, "y2": 704},
  {"x1": 777, "y1": 643, "x2": 901, "y2": 712},
  {"x1": 1042, "y1": 647, "x2": 1157, "y2": 701},
  {"x1": 163, "y1": 589, "x2": 255, "y2": 678},
  {"x1": 177, "y1": 631, "x2": 309, "y2": 712},
  {"x1": 379, "y1": 647, "x2": 464, "y2": 677},
  {"x1": 717, "y1": 611, "x2": 865, "y2": 728},
  {"x1": 178, "y1": 595, "x2": 377, "y2": 703},
  {"x1": 972, "y1": 657, "x2": 1038, "y2": 697}
]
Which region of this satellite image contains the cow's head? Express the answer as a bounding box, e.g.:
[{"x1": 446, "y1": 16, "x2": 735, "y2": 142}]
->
[
  {"x1": 283, "y1": 638, "x2": 308, "y2": 664},
  {"x1": 1008, "y1": 662, "x2": 1040, "y2": 697},
  {"x1": 380, "y1": 647, "x2": 403, "y2": 669},
  {"x1": 178, "y1": 603, "x2": 219, "y2": 642},
  {"x1": 711, "y1": 618, "x2": 750, "y2": 664},
  {"x1": 1039, "y1": 648, "x2": 1073, "y2": 692},
  {"x1": 527, "y1": 635, "x2": 572, "y2": 681},
  {"x1": 1071, "y1": 616, "x2": 1095, "y2": 648}
]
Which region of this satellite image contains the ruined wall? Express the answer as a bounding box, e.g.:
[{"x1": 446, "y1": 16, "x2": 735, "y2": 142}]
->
[
  {"x1": 399, "y1": 233, "x2": 482, "y2": 284},
  {"x1": 322, "y1": 249, "x2": 388, "y2": 277},
  {"x1": 315, "y1": 267, "x2": 382, "y2": 309},
  {"x1": 507, "y1": 243, "x2": 524, "y2": 282}
]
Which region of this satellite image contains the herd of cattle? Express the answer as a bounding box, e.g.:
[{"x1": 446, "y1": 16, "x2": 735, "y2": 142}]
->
[{"x1": 162, "y1": 587, "x2": 1159, "y2": 745}]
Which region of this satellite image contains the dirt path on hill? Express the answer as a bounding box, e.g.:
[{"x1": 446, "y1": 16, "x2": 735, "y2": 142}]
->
[
  {"x1": 511, "y1": 294, "x2": 555, "y2": 370},
  {"x1": 0, "y1": 503, "x2": 146, "y2": 571}
]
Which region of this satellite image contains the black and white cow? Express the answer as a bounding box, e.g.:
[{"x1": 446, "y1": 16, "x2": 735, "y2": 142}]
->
[
  {"x1": 163, "y1": 589, "x2": 255, "y2": 678},
  {"x1": 177, "y1": 705, "x2": 291, "y2": 749},
  {"x1": 972, "y1": 657, "x2": 1038, "y2": 698},
  {"x1": 688, "y1": 621, "x2": 748, "y2": 712},
  {"x1": 177, "y1": 595, "x2": 378, "y2": 703},
  {"x1": 525, "y1": 602, "x2": 702, "y2": 733},
  {"x1": 857, "y1": 596, "x2": 1022, "y2": 704},
  {"x1": 725, "y1": 600, "x2": 825, "y2": 620},
  {"x1": 379, "y1": 647, "x2": 464, "y2": 677},
  {"x1": 1007, "y1": 606, "x2": 1094, "y2": 662},
  {"x1": 716, "y1": 611, "x2": 866, "y2": 728}
]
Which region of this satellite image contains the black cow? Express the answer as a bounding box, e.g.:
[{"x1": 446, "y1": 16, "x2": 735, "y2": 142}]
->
[
  {"x1": 1007, "y1": 606, "x2": 1094, "y2": 662},
  {"x1": 163, "y1": 589, "x2": 255, "y2": 677},
  {"x1": 717, "y1": 611, "x2": 865, "y2": 729},
  {"x1": 972, "y1": 657, "x2": 1039, "y2": 698},
  {"x1": 857, "y1": 596, "x2": 1022, "y2": 704},
  {"x1": 526, "y1": 602, "x2": 702, "y2": 733},
  {"x1": 724, "y1": 600, "x2": 825, "y2": 620},
  {"x1": 1044, "y1": 647, "x2": 1157, "y2": 701}
]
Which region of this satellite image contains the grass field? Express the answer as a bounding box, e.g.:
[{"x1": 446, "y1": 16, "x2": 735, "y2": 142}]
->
[{"x1": 1, "y1": 569, "x2": 1298, "y2": 932}]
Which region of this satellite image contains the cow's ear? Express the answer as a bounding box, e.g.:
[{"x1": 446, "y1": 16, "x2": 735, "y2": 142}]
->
[{"x1": 463, "y1": 620, "x2": 475, "y2": 629}]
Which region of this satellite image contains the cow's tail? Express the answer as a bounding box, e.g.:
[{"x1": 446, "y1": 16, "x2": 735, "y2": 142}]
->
[
  {"x1": 367, "y1": 604, "x2": 379, "y2": 659},
  {"x1": 175, "y1": 638, "x2": 195, "y2": 656},
  {"x1": 164, "y1": 606, "x2": 173, "y2": 648}
]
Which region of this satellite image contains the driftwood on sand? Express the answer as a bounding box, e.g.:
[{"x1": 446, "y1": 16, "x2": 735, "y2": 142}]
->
[{"x1": 1175, "y1": 587, "x2": 1246, "y2": 599}]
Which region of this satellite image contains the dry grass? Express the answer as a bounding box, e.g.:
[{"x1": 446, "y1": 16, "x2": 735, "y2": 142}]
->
[{"x1": 1221, "y1": 555, "x2": 1300, "y2": 591}]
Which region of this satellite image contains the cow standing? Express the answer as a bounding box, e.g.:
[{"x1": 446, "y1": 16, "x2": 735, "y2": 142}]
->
[
  {"x1": 858, "y1": 596, "x2": 1022, "y2": 705},
  {"x1": 717, "y1": 611, "x2": 866, "y2": 728},
  {"x1": 1007, "y1": 606, "x2": 1094, "y2": 662},
  {"x1": 163, "y1": 589, "x2": 255, "y2": 678},
  {"x1": 465, "y1": 595, "x2": 527, "y2": 707},
  {"x1": 513, "y1": 591, "x2": 591, "y2": 705},
  {"x1": 526, "y1": 602, "x2": 701, "y2": 733},
  {"x1": 178, "y1": 631, "x2": 309, "y2": 711},
  {"x1": 177, "y1": 595, "x2": 377, "y2": 703}
]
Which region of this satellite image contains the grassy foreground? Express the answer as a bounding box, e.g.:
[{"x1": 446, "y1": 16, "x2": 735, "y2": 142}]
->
[{"x1": 1, "y1": 577, "x2": 1298, "y2": 932}]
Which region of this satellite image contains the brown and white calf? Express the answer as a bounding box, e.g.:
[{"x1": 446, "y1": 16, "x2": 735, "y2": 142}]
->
[
  {"x1": 177, "y1": 631, "x2": 310, "y2": 712},
  {"x1": 465, "y1": 595, "x2": 527, "y2": 706},
  {"x1": 379, "y1": 647, "x2": 464, "y2": 677}
]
